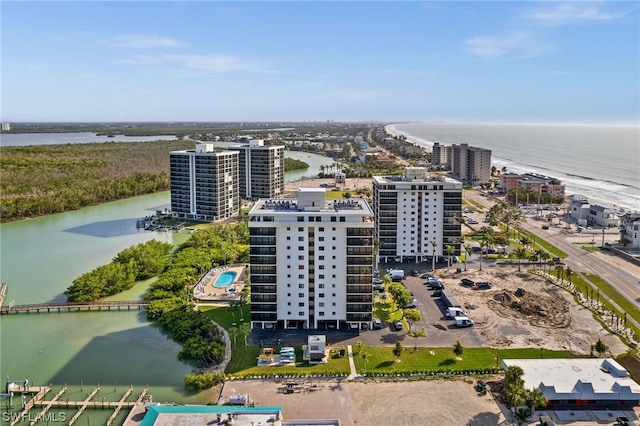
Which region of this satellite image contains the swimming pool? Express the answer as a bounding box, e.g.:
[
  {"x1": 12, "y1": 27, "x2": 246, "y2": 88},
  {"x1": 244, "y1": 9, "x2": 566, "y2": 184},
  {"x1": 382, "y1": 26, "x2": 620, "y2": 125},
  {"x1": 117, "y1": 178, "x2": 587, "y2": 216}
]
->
[{"x1": 214, "y1": 271, "x2": 237, "y2": 288}]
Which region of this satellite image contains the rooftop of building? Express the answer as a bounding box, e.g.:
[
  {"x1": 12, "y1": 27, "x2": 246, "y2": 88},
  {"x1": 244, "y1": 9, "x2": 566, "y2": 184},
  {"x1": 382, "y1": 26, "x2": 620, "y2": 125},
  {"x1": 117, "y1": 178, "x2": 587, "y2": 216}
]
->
[
  {"x1": 502, "y1": 359, "x2": 640, "y2": 400},
  {"x1": 140, "y1": 404, "x2": 340, "y2": 426},
  {"x1": 250, "y1": 188, "x2": 373, "y2": 217},
  {"x1": 372, "y1": 167, "x2": 462, "y2": 186}
]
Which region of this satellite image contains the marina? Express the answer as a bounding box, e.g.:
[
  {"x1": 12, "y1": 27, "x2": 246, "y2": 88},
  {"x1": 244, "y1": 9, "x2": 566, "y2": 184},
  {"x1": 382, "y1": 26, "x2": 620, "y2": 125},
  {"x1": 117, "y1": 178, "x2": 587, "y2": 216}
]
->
[{"x1": 4, "y1": 382, "x2": 150, "y2": 426}]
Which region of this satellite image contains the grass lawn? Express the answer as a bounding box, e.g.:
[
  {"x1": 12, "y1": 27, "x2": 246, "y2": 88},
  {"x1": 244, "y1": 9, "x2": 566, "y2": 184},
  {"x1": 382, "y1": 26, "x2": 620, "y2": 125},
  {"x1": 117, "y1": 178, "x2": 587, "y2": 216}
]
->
[
  {"x1": 200, "y1": 305, "x2": 250, "y2": 330},
  {"x1": 226, "y1": 346, "x2": 351, "y2": 377},
  {"x1": 352, "y1": 346, "x2": 581, "y2": 375}
]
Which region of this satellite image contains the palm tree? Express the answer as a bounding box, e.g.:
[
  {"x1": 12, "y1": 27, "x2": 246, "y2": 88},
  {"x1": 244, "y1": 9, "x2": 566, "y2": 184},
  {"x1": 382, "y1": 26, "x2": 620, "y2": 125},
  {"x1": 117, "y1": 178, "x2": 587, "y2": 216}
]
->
[
  {"x1": 526, "y1": 388, "x2": 548, "y2": 413},
  {"x1": 360, "y1": 350, "x2": 371, "y2": 373},
  {"x1": 565, "y1": 267, "x2": 573, "y2": 288},
  {"x1": 537, "y1": 250, "x2": 549, "y2": 270},
  {"x1": 228, "y1": 326, "x2": 239, "y2": 350},
  {"x1": 373, "y1": 238, "x2": 381, "y2": 269},
  {"x1": 240, "y1": 322, "x2": 251, "y2": 347},
  {"x1": 445, "y1": 245, "x2": 455, "y2": 270},
  {"x1": 463, "y1": 244, "x2": 472, "y2": 272},
  {"x1": 519, "y1": 236, "x2": 530, "y2": 251},
  {"x1": 430, "y1": 240, "x2": 438, "y2": 271},
  {"x1": 515, "y1": 247, "x2": 527, "y2": 272}
]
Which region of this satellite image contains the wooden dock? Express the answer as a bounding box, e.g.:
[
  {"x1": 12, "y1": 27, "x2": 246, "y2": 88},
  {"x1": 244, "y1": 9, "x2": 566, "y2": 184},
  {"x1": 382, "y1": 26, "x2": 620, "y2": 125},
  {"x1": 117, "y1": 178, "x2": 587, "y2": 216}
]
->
[
  {"x1": 6, "y1": 385, "x2": 151, "y2": 426},
  {"x1": 0, "y1": 300, "x2": 150, "y2": 315},
  {"x1": 0, "y1": 282, "x2": 7, "y2": 307}
]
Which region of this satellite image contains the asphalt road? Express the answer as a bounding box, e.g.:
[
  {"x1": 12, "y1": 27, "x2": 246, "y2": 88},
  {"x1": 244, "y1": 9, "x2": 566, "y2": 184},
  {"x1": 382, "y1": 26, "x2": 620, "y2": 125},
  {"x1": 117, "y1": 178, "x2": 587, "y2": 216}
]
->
[{"x1": 467, "y1": 190, "x2": 640, "y2": 321}]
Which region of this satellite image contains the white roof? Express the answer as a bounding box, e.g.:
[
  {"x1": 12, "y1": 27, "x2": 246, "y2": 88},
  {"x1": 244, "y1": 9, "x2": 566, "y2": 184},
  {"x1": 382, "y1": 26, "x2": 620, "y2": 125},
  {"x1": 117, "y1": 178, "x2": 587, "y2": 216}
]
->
[{"x1": 503, "y1": 359, "x2": 640, "y2": 401}]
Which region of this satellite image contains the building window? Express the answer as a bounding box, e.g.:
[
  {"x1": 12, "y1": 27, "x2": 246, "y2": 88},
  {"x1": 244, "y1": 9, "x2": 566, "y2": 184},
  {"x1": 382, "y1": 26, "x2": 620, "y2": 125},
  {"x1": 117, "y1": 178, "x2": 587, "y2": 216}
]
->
[
  {"x1": 319, "y1": 293, "x2": 325, "y2": 298},
  {"x1": 287, "y1": 283, "x2": 291, "y2": 288},
  {"x1": 298, "y1": 255, "x2": 304, "y2": 260},
  {"x1": 316, "y1": 216, "x2": 321, "y2": 222},
  {"x1": 297, "y1": 217, "x2": 304, "y2": 222},
  {"x1": 299, "y1": 312, "x2": 304, "y2": 316},
  {"x1": 287, "y1": 255, "x2": 291, "y2": 259},
  {"x1": 319, "y1": 227, "x2": 325, "y2": 232},
  {"x1": 287, "y1": 302, "x2": 291, "y2": 306},
  {"x1": 298, "y1": 236, "x2": 304, "y2": 241},
  {"x1": 287, "y1": 227, "x2": 291, "y2": 231},
  {"x1": 319, "y1": 236, "x2": 325, "y2": 241},
  {"x1": 299, "y1": 283, "x2": 304, "y2": 288},
  {"x1": 318, "y1": 284, "x2": 325, "y2": 288},
  {"x1": 319, "y1": 265, "x2": 325, "y2": 270},
  {"x1": 319, "y1": 246, "x2": 325, "y2": 251},
  {"x1": 298, "y1": 274, "x2": 304, "y2": 279},
  {"x1": 298, "y1": 227, "x2": 304, "y2": 232},
  {"x1": 286, "y1": 236, "x2": 291, "y2": 240},
  {"x1": 287, "y1": 293, "x2": 291, "y2": 297},
  {"x1": 298, "y1": 294, "x2": 304, "y2": 298},
  {"x1": 298, "y1": 265, "x2": 305, "y2": 270},
  {"x1": 319, "y1": 302, "x2": 325, "y2": 307},
  {"x1": 319, "y1": 255, "x2": 325, "y2": 260},
  {"x1": 340, "y1": 217, "x2": 345, "y2": 222},
  {"x1": 331, "y1": 217, "x2": 337, "y2": 222},
  {"x1": 319, "y1": 274, "x2": 325, "y2": 279}
]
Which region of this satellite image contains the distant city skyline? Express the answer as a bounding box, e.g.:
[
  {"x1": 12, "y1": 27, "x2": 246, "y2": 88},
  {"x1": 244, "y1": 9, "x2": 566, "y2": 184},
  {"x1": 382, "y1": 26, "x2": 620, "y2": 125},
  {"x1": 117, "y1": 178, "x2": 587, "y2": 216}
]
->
[{"x1": 2, "y1": 1, "x2": 638, "y2": 124}]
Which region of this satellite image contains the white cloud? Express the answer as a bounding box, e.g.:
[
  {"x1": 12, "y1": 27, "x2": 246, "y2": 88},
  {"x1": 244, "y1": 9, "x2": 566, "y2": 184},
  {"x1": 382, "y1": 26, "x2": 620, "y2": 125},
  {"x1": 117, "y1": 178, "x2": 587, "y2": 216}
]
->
[
  {"x1": 122, "y1": 53, "x2": 261, "y2": 73},
  {"x1": 465, "y1": 31, "x2": 554, "y2": 58},
  {"x1": 164, "y1": 54, "x2": 258, "y2": 73},
  {"x1": 523, "y1": 3, "x2": 627, "y2": 26},
  {"x1": 108, "y1": 34, "x2": 182, "y2": 48}
]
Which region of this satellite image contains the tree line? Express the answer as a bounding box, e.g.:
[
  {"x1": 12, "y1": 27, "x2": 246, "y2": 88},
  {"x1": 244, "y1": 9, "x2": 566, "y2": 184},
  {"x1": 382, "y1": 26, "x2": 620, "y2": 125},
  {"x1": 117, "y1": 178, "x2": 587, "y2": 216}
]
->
[
  {"x1": 0, "y1": 140, "x2": 196, "y2": 222},
  {"x1": 0, "y1": 141, "x2": 310, "y2": 223},
  {"x1": 64, "y1": 240, "x2": 174, "y2": 302}
]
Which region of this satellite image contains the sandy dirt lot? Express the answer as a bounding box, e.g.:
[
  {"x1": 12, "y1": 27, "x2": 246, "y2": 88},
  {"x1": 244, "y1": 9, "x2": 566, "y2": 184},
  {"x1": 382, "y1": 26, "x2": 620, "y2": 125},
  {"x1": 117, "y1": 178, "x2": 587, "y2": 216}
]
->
[
  {"x1": 219, "y1": 378, "x2": 507, "y2": 426},
  {"x1": 433, "y1": 267, "x2": 629, "y2": 357}
]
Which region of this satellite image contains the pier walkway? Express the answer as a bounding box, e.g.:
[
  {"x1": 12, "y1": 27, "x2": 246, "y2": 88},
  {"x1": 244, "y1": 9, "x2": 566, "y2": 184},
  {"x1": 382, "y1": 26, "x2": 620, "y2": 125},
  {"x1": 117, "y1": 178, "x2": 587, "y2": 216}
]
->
[
  {"x1": 0, "y1": 300, "x2": 150, "y2": 315},
  {"x1": 0, "y1": 282, "x2": 7, "y2": 307}
]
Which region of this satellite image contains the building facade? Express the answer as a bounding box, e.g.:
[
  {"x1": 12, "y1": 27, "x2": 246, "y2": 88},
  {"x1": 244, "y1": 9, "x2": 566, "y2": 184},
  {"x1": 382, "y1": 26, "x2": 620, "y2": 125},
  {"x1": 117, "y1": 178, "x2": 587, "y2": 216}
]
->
[
  {"x1": 248, "y1": 188, "x2": 374, "y2": 330},
  {"x1": 372, "y1": 167, "x2": 463, "y2": 264},
  {"x1": 229, "y1": 139, "x2": 285, "y2": 200},
  {"x1": 169, "y1": 144, "x2": 239, "y2": 222},
  {"x1": 620, "y1": 213, "x2": 640, "y2": 247},
  {"x1": 450, "y1": 143, "x2": 492, "y2": 184}
]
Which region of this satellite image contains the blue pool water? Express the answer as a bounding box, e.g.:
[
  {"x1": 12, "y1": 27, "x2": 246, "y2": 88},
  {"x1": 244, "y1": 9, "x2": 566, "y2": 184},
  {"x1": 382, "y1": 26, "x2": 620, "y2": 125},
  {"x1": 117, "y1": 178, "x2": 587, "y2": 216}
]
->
[{"x1": 214, "y1": 271, "x2": 237, "y2": 288}]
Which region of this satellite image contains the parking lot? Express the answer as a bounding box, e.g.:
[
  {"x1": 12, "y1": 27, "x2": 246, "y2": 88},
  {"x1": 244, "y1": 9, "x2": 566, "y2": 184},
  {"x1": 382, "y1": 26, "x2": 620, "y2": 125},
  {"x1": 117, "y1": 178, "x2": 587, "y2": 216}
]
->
[{"x1": 370, "y1": 262, "x2": 485, "y2": 348}]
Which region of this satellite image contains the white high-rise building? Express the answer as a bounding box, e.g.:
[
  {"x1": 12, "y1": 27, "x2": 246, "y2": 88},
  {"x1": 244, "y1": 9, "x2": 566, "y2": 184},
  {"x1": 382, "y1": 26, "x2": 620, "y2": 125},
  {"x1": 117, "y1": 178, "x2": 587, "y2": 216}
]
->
[
  {"x1": 373, "y1": 167, "x2": 463, "y2": 264},
  {"x1": 248, "y1": 188, "x2": 374, "y2": 330},
  {"x1": 1, "y1": 122, "x2": 11, "y2": 132},
  {"x1": 169, "y1": 144, "x2": 239, "y2": 222}
]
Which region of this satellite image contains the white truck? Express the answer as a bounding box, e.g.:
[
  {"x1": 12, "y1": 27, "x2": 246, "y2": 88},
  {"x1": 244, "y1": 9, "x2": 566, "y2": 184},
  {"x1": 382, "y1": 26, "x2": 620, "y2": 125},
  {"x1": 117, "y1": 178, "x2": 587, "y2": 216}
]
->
[
  {"x1": 454, "y1": 316, "x2": 474, "y2": 328},
  {"x1": 446, "y1": 307, "x2": 467, "y2": 318},
  {"x1": 389, "y1": 269, "x2": 405, "y2": 281}
]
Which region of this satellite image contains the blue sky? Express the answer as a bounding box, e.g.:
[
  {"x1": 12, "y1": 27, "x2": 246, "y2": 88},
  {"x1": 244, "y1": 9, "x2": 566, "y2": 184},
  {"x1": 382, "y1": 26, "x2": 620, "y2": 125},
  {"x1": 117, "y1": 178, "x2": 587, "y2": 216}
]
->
[{"x1": 1, "y1": 1, "x2": 638, "y2": 123}]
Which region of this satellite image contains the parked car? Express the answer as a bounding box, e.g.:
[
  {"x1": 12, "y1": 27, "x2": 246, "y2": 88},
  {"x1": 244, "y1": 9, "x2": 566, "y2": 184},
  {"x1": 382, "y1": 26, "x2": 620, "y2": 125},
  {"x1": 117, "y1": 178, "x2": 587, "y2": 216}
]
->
[
  {"x1": 392, "y1": 320, "x2": 403, "y2": 331},
  {"x1": 410, "y1": 270, "x2": 419, "y2": 277},
  {"x1": 405, "y1": 298, "x2": 417, "y2": 308},
  {"x1": 372, "y1": 318, "x2": 383, "y2": 330},
  {"x1": 461, "y1": 278, "x2": 475, "y2": 287},
  {"x1": 476, "y1": 281, "x2": 492, "y2": 289}
]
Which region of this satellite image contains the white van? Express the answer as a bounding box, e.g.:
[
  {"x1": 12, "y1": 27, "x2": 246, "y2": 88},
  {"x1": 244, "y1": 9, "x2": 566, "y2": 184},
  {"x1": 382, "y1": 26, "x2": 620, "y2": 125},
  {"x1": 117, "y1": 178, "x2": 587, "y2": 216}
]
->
[
  {"x1": 454, "y1": 316, "x2": 474, "y2": 328},
  {"x1": 446, "y1": 307, "x2": 467, "y2": 318}
]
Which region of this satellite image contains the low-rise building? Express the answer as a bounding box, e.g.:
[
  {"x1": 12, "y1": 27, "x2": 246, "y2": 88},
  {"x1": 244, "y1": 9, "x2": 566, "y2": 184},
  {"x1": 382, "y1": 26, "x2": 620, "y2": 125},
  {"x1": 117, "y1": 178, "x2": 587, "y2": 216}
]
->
[
  {"x1": 620, "y1": 213, "x2": 640, "y2": 247},
  {"x1": 502, "y1": 358, "x2": 640, "y2": 410}
]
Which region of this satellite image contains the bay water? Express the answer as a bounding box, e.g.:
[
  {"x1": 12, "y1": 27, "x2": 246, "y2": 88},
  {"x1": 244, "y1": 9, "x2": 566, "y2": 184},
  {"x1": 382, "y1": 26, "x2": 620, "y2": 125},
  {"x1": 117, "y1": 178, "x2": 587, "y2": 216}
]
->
[
  {"x1": 387, "y1": 122, "x2": 640, "y2": 211},
  {"x1": 0, "y1": 147, "x2": 335, "y2": 423}
]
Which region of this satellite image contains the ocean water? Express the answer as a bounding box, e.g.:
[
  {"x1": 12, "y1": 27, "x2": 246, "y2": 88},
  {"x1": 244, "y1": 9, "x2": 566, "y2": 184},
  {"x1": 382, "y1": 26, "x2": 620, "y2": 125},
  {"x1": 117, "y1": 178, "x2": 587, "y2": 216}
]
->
[{"x1": 387, "y1": 122, "x2": 640, "y2": 211}]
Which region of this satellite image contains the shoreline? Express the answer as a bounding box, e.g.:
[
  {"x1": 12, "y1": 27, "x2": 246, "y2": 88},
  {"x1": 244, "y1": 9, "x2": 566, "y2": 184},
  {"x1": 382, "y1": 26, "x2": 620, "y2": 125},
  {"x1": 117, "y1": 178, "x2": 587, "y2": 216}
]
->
[{"x1": 384, "y1": 123, "x2": 640, "y2": 212}]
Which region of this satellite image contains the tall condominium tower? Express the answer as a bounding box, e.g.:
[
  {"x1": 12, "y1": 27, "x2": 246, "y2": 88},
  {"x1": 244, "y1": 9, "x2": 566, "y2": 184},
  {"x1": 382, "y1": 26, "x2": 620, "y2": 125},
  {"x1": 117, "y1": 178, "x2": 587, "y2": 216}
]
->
[
  {"x1": 229, "y1": 139, "x2": 285, "y2": 200},
  {"x1": 248, "y1": 188, "x2": 374, "y2": 330},
  {"x1": 169, "y1": 144, "x2": 239, "y2": 222},
  {"x1": 373, "y1": 167, "x2": 463, "y2": 264}
]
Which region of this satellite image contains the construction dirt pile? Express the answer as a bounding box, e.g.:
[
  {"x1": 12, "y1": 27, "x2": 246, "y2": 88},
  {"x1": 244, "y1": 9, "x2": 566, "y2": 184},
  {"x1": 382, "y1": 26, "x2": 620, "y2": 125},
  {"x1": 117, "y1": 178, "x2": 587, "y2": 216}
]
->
[{"x1": 440, "y1": 268, "x2": 628, "y2": 355}]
